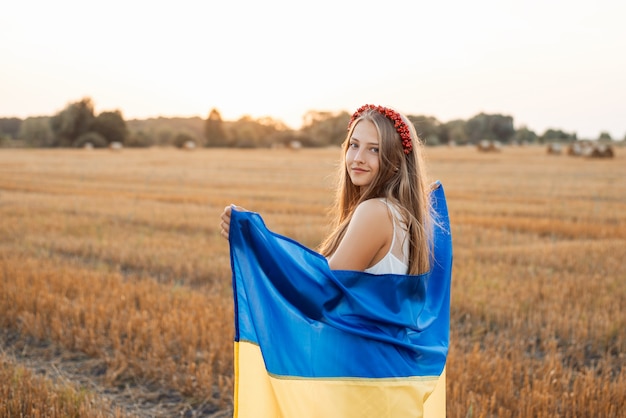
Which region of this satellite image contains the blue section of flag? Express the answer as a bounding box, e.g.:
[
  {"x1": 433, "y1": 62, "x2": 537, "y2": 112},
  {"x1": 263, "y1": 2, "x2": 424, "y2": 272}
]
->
[{"x1": 229, "y1": 181, "x2": 452, "y2": 379}]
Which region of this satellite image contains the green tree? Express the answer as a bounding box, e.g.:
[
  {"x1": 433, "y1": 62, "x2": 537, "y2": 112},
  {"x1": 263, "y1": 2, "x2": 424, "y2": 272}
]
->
[
  {"x1": 229, "y1": 117, "x2": 257, "y2": 148},
  {"x1": 465, "y1": 113, "x2": 515, "y2": 144},
  {"x1": 491, "y1": 115, "x2": 515, "y2": 142},
  {"x1": 300, "y1": 110, "x2": 350, "y2": 147},
  {"x1": 126, "y1": 117, "x2": 204, "y2": 146},
  {"x1": 541, "y1": 128, "x2": 576, "y2": 143},
  {"x1": 230, "y1": 115, "x2": 269, "y2": 148},
  {"x1": 226, "y1": 115, "x2": 293, "y2": 148},
  {"x1": 408, "y1": 115, "x2": 441, "y2": 145},
  {"x1": 0, "y1": 117, "x2": 22, "y2": 138},
  {"x1": 155, "y1": 127, "x2": 175, "y2": 146},
  {"x1": 204, "y1": 108, "x2": 228, "y2": 147},
  {"x1": 439, "y1": 120, "x2": 468, "y2": 145},
  {"x1": 126, "y1": 130, "x2": 153, "y2": 148},
  {"x1": 513, "y1": 126, "x2": 538, "y2": 144},
  {"x1": 255, "y1": 116, "x2": 292, "y2": 147},
  {"x1": 91, "y1": 110, "x2": 128, "y2": 144},
  {"x1": 173, "y1": 132, "x2": 197, "y2": 148},
  {"x1": 464, "y1": 113, "x2": 487, "y2": 143},
  {"x1": 18, "y1": 117, "x2": 54, "y2": 147},
  {"x1": 74, "y1": 131, "x2": 108, "y2": 148},
  {"x1": 266, "y1": 130, "x2": 303, "y2": 147},
  {"x1": 598, "y1": 131, "x2": 612, "y2": 141},
  {"x1": 49, "y1": 97, "x2": 96, "y2": 147}
]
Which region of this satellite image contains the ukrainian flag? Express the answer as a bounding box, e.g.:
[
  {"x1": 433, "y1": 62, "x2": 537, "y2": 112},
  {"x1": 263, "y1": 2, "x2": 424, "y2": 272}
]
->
[{"x1": 229, "y1": 181, "x2": 452, "y2": 418}]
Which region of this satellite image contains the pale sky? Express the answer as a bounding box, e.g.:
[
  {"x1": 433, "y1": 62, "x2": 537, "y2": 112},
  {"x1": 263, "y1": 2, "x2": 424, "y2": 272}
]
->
[{"x1": 1, "y1": 0, "x2": 625, "y2": 139}]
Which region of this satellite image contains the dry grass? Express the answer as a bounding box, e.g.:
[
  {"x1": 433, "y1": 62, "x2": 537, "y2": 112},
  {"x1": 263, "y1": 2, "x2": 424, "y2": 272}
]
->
[
  {"x1": 0, "y1": 351, "x2": 122, "y2": 417},
  {"x1": 0, "y1": 145, "x2": 624, "y2": 416}
]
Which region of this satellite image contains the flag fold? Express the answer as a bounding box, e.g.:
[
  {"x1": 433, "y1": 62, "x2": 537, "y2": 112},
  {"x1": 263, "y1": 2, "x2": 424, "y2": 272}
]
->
[{"x1": 229, "y1": 181, "x2": 452, "y2": 418}]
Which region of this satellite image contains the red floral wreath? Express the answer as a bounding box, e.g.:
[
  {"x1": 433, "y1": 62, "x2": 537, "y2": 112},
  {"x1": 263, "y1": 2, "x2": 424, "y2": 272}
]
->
[{"x1": 348, "y1": 104, "x2": 413, "y2": 155}]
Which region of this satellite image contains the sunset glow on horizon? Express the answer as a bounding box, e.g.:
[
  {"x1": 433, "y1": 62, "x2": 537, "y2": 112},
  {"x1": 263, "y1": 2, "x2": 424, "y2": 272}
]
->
[{"x1": 2, "y1": 0, "x2": 625, "y2": 139}]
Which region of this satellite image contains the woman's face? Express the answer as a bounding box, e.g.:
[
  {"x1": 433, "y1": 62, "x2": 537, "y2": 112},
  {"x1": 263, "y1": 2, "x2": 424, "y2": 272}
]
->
[{"x1": 345, "y1": 119, "x2": 380, "y2": 188}]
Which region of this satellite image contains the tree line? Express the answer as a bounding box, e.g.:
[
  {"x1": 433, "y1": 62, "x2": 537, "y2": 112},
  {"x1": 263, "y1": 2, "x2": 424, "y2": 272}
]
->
[{"x1": 0, "y1": 97, "x2": 620, "y2": 149}]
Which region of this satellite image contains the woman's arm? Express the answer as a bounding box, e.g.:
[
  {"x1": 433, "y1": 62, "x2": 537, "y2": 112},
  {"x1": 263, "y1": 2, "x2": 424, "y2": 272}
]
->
[{"x1": 327, "y1": 199, "x2": 393, "y2": 271}]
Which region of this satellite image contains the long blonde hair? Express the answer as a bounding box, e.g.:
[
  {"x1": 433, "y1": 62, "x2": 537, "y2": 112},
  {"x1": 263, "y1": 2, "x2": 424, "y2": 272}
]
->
[{"x1": 318, "y1": 106, "x2": 433, "y2": 275}]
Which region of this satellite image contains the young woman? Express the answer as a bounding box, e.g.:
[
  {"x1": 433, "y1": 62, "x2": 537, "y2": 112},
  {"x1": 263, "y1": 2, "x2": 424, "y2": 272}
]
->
[
  {"x1": 220, "y1": 104, "x2": 433, "y2": 276},
  {"x1": 221, "y1": 105, "x2": 450, "y2": 417}
]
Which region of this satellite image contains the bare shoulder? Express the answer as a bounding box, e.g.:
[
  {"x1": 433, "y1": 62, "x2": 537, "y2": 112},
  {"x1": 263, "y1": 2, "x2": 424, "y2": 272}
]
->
[
  {"x1": 327, "y1": 198, "x2": 393, "y2": 271},
  {"x1": 349, "y1": 199, "x2": 394, "y2": 236},
  {"x1": 352, "y1": 198, "x2": 391, "y2": 221}
]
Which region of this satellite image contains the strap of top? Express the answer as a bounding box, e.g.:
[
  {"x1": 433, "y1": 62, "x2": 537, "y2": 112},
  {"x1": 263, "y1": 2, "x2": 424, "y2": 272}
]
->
[{"x1": 379, "y1": 199, "x2": 409, "y2": 265}]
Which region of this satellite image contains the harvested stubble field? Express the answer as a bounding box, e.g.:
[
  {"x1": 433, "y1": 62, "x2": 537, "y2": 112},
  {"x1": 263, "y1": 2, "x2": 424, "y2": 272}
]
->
[{"x1": 0, "y1": 145, "x2": 624, "y2": 417}]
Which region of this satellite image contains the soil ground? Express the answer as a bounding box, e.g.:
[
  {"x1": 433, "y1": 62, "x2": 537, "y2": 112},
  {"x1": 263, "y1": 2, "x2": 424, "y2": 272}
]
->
[{"x1": 0, "y1": 330, "x2": 233, "y2": 418}]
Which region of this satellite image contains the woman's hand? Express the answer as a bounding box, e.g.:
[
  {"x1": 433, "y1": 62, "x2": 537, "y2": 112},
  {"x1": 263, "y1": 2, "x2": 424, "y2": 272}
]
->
[{"x1": 219, "y1": 205, "x2": 246, "y2": 240}]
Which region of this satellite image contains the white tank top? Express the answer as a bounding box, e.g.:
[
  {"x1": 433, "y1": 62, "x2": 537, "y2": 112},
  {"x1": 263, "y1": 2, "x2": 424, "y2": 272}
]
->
[{"x1": 364, "y1": 200, "x2": 409, "y2": 275}]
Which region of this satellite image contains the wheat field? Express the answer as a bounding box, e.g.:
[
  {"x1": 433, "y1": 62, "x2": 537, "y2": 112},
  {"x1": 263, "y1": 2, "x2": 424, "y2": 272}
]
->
[{"x1": 0, "y1": 145, "x2": 624, "y2": 417}]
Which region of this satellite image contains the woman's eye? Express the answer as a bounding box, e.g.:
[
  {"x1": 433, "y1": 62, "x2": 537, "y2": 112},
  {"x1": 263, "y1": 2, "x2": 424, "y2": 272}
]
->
[
  {"x1": 371, "y1": 147, "x2": 379, "y2": 153},
  {"x1": 349, "y1": 143, "x2": 358, "y2": 148}
]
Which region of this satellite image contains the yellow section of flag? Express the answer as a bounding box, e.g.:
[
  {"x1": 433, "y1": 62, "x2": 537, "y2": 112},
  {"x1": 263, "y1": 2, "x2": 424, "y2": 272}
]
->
[{"x1": 234, "y1": 341, "x2": 446, "y2": 418}]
